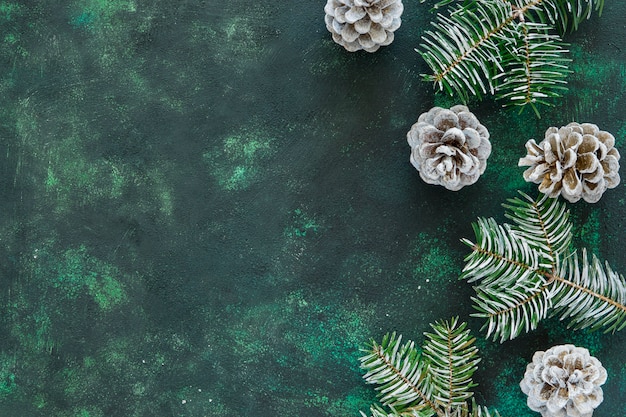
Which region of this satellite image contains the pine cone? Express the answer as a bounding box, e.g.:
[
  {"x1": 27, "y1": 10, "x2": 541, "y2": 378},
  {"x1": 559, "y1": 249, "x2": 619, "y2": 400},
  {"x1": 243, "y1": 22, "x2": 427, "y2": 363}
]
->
[
  {"x1": 406, "y1": 105, "x2": 491, "y2": 191},
  {"x1": 519, "y1": 122, "x2": 621, "y2": 203},
  {"x1": 520, "y1": 344, "x2": 607, "y2": 417},
  {"x1": 324, "y1": 0, "x2": 403, "y2": 53}
]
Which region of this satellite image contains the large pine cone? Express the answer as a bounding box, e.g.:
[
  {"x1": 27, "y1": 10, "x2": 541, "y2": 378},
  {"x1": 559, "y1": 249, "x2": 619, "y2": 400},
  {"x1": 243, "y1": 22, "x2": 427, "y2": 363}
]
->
[
  {"x1": 519, "y1": 122, "x2": 621, "y2": 203},
  {"x1": 520, "y1": 345, "x2": 607, "y2": 417},
  {"x1": 407, "y1": 105, "x2": 491, "y2": 191},
  {"x1": 324, "y1": 0, "x2": 403, "y2": 53}
]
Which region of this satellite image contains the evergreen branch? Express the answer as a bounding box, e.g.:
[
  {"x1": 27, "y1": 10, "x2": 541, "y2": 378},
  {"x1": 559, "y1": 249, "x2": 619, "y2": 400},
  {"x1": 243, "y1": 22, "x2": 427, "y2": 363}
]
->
[
  {"x1": 494, "y1": 21, "x2": 570, "y2": 112},
  {"x1": 442, "y1": 399, "x2": 502, "y2": 416},
  {"x1": 520, "y1": 0, "x2": 605, "y2": 33},
  {"x1": 460, "y1": 218, "x2": 552, "y2": 286},
  {"x1": 502, "y1": 192, "x2": 572, "y2": 261},
  {"x1": 361, "y1": 403, "x2": 435, "y2": 417},
  {"x1": 360, "y1": 333, "x2": 437, "y2": 413},
  {"x1": 422, "y1": 318, "x2": 480, "y2": 411},
  {"x1": 462, "y1": 213, "x2": 556, "y2": 341},
  {"x1": 417, "y1": 0, "x2": 603, "y2": 111},
  {"x1": 552, "y1": 249, "x2": 626, "y2": 332},
  {"x1": 471, "y1": 277, "x2": 552, "y2": 341},
  {"x1": 360, "y1": 322, "x2": 500, "y2": 417},
  {"x1": 361, "y1": 396, "x2": 500, "y2": 417},
  {"x1": 419, "y1": 0, "x2": 516, "y2": 100},
  {"x1": 462, "y1": 193, "x2": 626, "y2": 340}
]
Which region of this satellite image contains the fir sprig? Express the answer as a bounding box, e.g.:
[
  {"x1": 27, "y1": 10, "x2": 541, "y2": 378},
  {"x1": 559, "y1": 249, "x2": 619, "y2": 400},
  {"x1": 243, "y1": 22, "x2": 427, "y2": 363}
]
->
[
  {"x1": 462, "y1": 192, "x2": 626, "y2": 342},
  {"x1": 417, "y1": 0, "x2": 603, "y2": 112},
  {"x1": 360, "y1": 318, "x2": 500, "y2": 417}
]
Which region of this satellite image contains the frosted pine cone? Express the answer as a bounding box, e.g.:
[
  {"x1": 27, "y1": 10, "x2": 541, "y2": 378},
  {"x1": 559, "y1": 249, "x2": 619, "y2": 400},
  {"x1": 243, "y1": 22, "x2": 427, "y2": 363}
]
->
[
  {"x1": 407, "y1": 105, "x2": 491, "y2": 191},
  {"x1": 324, "y1": 0, "x2": 403, "y2": 53},
  {"x1": 519, "y1": 122, "x2": 621, "y2": 203},
  {"x1": 520, "y1": 344, "x2": 607, "y2": 417}
]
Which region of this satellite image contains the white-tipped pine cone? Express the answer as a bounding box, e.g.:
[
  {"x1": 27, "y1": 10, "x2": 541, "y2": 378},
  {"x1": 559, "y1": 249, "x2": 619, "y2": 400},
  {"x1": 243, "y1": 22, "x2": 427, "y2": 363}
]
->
[
  {"x1": 324, "y1": 0, "x2": 403, "y2": 53},
  {"x1": 519, "y1": 122, "x2": 621, "y2": 203},
  {"x1": 520, "y1": 345, "x2": 607, "y2": 417},
  {"x1": 407, "y1": 105, "x2": 491, "y2": 191}
]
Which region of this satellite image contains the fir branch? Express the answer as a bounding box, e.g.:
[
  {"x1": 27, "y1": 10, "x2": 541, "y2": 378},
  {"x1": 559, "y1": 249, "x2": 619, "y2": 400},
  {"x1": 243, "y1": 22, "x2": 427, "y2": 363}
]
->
[
  {"x1": 470, "y1": 275, "x2": 552, "y2": 341},
  {"x1": 502, "y1": 192, "x2": 572, "y2": 259},
  {"x1": 443, "y1": 399, "x2": 502, "y2": 417},
  {"x1": 461, "y1": 218, "x2": 551, "y2": 287},
  {"x1": 419, "y1": 0, "x2": 517, "y2": 100},
  {"x1": 552, "y1": 249, "x2": 626, "y2": 332},
  {"x1": 521, "y1": 0, "x2": 605, "y2": 33},
  {"x1": 362, "y1": 403, "x2": 434, "y2": 417},
  {"x1": 494, "y1": 21, "x2": 570, "y2": 113},
  {"x1": 462, "y1": 192, "x2": 626, "y2": 341},
  {"x1": 360, "y1": 321, "x2": 501, "y2": 417},
  {"x1": 361, "y1": 332, "x2": 437, "y2": 413},
  {"x1": 422, "y1": 318, "x2": 480, "y2": 412},
  {"x1": 417, "y1": 0, "x2": 602, "y2": 111}
]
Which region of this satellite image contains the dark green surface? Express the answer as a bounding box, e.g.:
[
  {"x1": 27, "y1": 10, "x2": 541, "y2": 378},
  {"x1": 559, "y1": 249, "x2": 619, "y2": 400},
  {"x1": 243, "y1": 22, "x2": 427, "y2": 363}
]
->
[{"x1": 0, "y1": 1, "x2": 624, "y2": 416}]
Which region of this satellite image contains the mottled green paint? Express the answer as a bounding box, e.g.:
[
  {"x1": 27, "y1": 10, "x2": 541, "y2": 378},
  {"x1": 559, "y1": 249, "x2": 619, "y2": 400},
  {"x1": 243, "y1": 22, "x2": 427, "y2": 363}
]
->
[
  {"x1": 285, "y1": 208, "x2": 322, "y2": 238},
  {"x1": 70, "y1": 12, "x2": 96, "y2": 29},
  {"x1": 9, "y1": 300, "x2": 55, "y2": 353},
  {"x1": 340, "y1": 139, "x2": 367, "y2": 157},
  {"x1": 302, "y1": 387, "x2": 374, "y2": 416},
  {"x1": 33, "y1": 394, "x2": 46, "y2": 409},
  {"x1": 44, "y1": 246, "x2": 128, "y2": 310},
  {"x1": 188, "y1": 8, "x2": 271, "y2": 74},
  {"x1": 615, "y1": 123, "x2": 626, "y2": 148},
  {"x1": 14, "y1": 103, "x2": 121, "y2": 211},
  {"x1": 545, "y1": 321, "x2": 604, "y2": 354},
  {"x1": 221, "y1": 290, "x2": 377, "y2": 415},
  {"x1": 404, "y1": 232, "x2": 459, "y2": 286},
  {"x1": 13, "y1": 92, "x2": 175, "y2": 218},
  {"x1": 69, "y1": 0, "x2": 136, "y2": 30},
  {"x1": 572, "y1": 208, "x2": 602, "y2": 256},
  {"x1": 0, "y1": 2, "x2": 21, "y2": 20},
  {"x1": 433, "y1": 94, "x2": 462, "y2": 110},
  {"x1": 204, "y1": 127, "x2": 276, "y2": 191},
  {"x1": 565, "y1": 44, "x2": 626, "y2": 121},
  {"x1": 0, "y1": 354, "x2": 16, "y2": 398},
  {"x1": 490, "y1": 356, "x2": 535, "y2": 417},
  {"x1": 3, "y1": 33, "x2": 15, "y2": 44}
]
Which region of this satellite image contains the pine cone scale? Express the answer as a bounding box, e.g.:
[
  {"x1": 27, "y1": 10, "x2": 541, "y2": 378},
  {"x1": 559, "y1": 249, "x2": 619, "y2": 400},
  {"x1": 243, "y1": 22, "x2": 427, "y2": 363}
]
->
[
  {"x1": 369, "y1": 23, "x2": 387, "y2": 43},
  {"x1": 597, "y1": 131, "x2": 615, "y2": 147},
  {"x1": 341, "y1": 24, "x2": 360, "y2": 43},
  {"x1": 579, "y1": 134, "x2": 599, "y2": 154},
  {"x1": 367, "y1": 6, "x2": 383, "y2": 22},
  {"x1": 574, "y1": 153, "x2": 596, "y2": 174},
  {"x1": 345, "y1": 6, "x2": 366, "y2": 23},
  {"x1": 562, "y1": 169, "x2": 582, "y2": 199},
  {"x1": 357, "y1": 34, "x2": 376, "y2": 49},
  {"x1": 354, "y1": 18, "x2": 371, "y2": 34}
]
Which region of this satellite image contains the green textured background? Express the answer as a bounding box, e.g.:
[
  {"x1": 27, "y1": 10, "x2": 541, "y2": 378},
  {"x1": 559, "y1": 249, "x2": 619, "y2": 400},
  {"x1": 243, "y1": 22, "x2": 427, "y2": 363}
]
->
[{"x1": 0, "y1": 1, "x2": 624, "y2": 416}]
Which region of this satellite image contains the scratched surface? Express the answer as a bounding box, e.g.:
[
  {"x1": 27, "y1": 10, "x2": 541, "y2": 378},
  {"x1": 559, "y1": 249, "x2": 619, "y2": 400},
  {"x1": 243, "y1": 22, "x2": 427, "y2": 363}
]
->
[{"x1": 0, "y1": 1, "x2": 624, "y2": 416}]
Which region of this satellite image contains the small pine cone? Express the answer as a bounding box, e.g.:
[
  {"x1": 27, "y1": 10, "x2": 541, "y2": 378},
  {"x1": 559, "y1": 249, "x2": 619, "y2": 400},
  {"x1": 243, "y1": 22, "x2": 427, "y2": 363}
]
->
[
  {"x1": 519, "y1": 122, "x2": 621, "y2": 203},
  {"x1": 407, "y1": 105, "x2": 491, "y2": 191},
  {"x1": 520, "y1": 344, "x2": 607, "y2": 417},
  {"x1": 324, "y1": 0, "x2": 403, "y2": 53}
]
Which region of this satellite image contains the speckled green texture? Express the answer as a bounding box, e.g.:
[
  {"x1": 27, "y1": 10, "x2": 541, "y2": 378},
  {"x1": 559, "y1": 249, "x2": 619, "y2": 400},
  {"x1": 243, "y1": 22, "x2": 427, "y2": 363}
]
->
[
  {"x1": 0, "y1": 1, "x2": 624, "y2": 417},
  {"x1": 203, "y1": 124, "x2": 277, "y2": 191}
]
